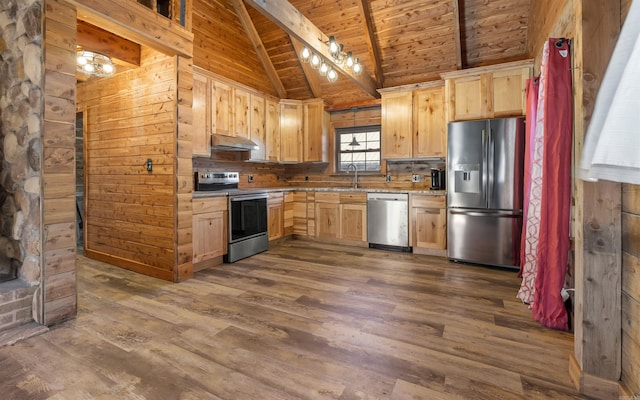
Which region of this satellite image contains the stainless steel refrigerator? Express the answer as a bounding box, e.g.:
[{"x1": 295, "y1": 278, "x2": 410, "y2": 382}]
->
[{"x1": 447, "y1": 117, "x2": 525, "y2": 269}]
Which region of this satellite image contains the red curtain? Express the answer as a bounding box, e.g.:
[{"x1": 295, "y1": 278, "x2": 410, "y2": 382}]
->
[
  {"x1": 519, "y1": 38, "x2": 573, "y2": 330},
  {"x1": 531, "y1": 38, "x2": 573, "y2": 330}
]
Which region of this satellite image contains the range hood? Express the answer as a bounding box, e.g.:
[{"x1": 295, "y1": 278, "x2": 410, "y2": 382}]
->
[{"x1": 211, "y1": 134, "x2": 258, "y2": 151}]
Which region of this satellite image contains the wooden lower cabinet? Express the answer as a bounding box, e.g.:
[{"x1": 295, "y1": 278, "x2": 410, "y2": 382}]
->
[
  {"x1": 341, "y1": 203, "x2": 367, "y2": 242},
  {"x1": 268, "y1": 192, "x2": 284, "y2": 241},
  {"x1": 315, "y1": 192, "x2": 367, "y2": 245},
  {"x1": 410, "y1": 194, "x2": 446, "y2": 256},
  {"x1": 192, "y1": 197, "x2": 228, "y2": 264},
  {"x1": 315, "y1": 201, "x2": 340, "y2": 239}
]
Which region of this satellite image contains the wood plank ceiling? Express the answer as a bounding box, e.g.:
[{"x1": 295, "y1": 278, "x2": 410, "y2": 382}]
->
[{"x1": 193, "y1": 0, "x2": 532, "y2": 106}]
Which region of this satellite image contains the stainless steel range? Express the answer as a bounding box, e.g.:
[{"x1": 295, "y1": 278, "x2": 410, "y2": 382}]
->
[{"x1": 194, "y1": 171, "x2": 268, "y2": 262}]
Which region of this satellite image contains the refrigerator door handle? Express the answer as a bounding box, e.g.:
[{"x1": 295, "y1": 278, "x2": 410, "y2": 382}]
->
[
  {"x1": 482, "y1": 128, "x2": 488, "y2": 207},
  {"x1": 449, "y1": 209, "x2": 522, "y2": 217},
  {"x1": 487, "y1": 128, "x2": 495, "y2": 207}
]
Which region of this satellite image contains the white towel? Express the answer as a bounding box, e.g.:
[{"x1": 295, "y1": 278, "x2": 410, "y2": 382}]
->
[{"x1": 579, "y1": 1, "x2": 640, "y2": 184}]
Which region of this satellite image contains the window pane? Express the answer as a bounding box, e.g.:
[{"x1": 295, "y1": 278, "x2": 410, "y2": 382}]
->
[{"x1": 336, "y1": 125, "x2": 381, "y2": 172}]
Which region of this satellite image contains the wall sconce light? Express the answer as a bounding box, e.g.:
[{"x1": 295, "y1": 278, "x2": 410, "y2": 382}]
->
[{"x1": 77, "y1": 49, "x2": 115, "y2": 77}]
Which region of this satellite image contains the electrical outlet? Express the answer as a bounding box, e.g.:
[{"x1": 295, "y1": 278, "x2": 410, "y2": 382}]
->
[
  {"x1": 305, "y1": 176, "x2": 309, "y2": 181},
  {"x1": 386, "y1": 175, "x2": 391, "y2": 182},
  {"x1": 411, "y1": 174, "x2": 422, "y2": 182},
  {"x1": 248, "y1": 175, "x2": 254, "y2": 183}
]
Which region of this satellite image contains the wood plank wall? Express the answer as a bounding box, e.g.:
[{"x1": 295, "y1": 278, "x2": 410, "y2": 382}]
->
[
  {"x1": 176, "y1": 56, "x2": 194, "y2": 281},
  {"x1": 191, "y1": 0, "x2": 276, "y2": 97},
  {"x1": 77, "y1": 48, "x2": 179, "y2": 282},
  {"x1": 620, "y1": 2, "x2": 638, "y2": 395},
  {"x1": 42, "y1": 0, "x2": 79, "y2": 325},
  {"x1": 622, "y1": 185, "x2": 640, "y2": 394}
]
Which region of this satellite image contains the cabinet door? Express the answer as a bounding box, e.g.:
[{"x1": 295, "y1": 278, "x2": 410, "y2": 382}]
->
[
  {"x1": 250, "y1": 94, "x2": 266, "y2": 160},
  {"x1": 341, "y1": 204, "x2": 367, "y2": 242},
  {"x1": 211, "y1": 80, "x2": 232, "y2": 135},
  {"x1": 193, "y1": 210, "x2": 227, "y2": 263},
  {"x1": 268, "y1": 202, "x2": 283, "y2": 241},
  {"x1": 381, "y1": 91, "x2": 413, "y2": 159},
  {"x1": 446, "y1": 74, "x2": 489, "y2": 121},
  {"x1": 265, "y1": 99, "x2": 281, "y2": 162},
  {"x1": 315, "y1": 202, "x2": 340, "y2": 239},
  {"x1": 233, "y1": 88, "x2": 251, "y2": 138},
  {"x1": 491, "y1": 67, "x2": 530, "y2": 117},
  {"x1": 303, "y1": 100, "x2": 327, "y2": 162},
  {"x1": 192, "y1": 72, "x2": 211, "y2": 156},
  {"x1": 412, "y1": 207, "x2": 446, "y2": 249},
  {"x1": 280, "y1": 101, "x2": 303, "y2": 162},
  {"x1": 413, "y1": 86, "x2": 446, "y2": 158}
]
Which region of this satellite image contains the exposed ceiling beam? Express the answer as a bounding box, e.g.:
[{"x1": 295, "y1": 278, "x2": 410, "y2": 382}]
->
[
  {"x1": 355, "y1": 0, "x2": 384, "y2": 87},
  {"x1": 77, "y1": 20, "x2": 141, "y2": 68},
  {"x1": 69, "y1": 0, "x2": 193, "y2": 58},
  {"x1": 242, "y1": 0, "x2": 380, "y2": 99},
  {"x1": 452, "y1": 0, "x2": 463, "y2": 69},
  {"x1": 231, "y1": 0, "x2": 288, "y2": 98},
  {"x1": 290, "y1": 36, "x2": 323, "y2": 98}
]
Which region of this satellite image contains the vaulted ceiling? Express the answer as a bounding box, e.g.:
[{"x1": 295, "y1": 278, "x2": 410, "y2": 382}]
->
[{"x1": 194, "y1": 0, "x2": 532, "y2": 107}]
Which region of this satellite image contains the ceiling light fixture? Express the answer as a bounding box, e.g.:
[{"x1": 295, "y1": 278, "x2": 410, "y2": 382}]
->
[
  {"x1": 300, "y1": 47, "x2": 311, "y2": 62},
  {"x1": 319, "y1": 61, "x2": 329, "y2": 76},
  {"x1": 77, "y1": 49, "x2": 115, "y2": 77},
  {"x1": 309, "y1": 53, "x2": 322, "y2": 69},
  {"x1": 327, "y1": 68, "x2": 338, "y2": 83},
  {"x1": 298, "y1": 35, "x2": 362, "y2": 83}
]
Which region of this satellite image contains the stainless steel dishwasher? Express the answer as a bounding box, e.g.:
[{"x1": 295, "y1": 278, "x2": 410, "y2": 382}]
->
[{"x1": 367, "y1": 193, "x2": 412, "y2": 252}]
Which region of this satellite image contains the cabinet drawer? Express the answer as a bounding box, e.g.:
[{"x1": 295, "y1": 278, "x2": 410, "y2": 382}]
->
[
  {"x1": 315, "y1": 192, "x2": 340, "y2": 203},
  {"x1": 411, "y1": 195, "x2": 445, "y2": 209},
  {"x1": 339, "y1": 192, "x2": 366, "y2": 204},
  {"x1": 193, "y1": 197, "x2": 227, "y2": 214},
  {"x1": 268, "y1": 192, "x2": 284, "y2": 205}
]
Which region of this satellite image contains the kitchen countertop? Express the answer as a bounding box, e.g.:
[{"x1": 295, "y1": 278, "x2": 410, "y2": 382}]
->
[{"x1": 192, "y1": 187, "x2": 447, "y2": 198}]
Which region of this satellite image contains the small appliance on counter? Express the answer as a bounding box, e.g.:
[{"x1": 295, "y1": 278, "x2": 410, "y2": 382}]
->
[
  {"x1": 194, "y1": 170, "x2": 268, "y2": 262},
  {"x1": 430, "y1": 168, "x2": 446, "y2": 190}
]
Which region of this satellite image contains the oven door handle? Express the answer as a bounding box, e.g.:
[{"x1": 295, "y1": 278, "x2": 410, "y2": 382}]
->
[{"x1": 229, "y1": 194, "x2": 268, "y2": 202}]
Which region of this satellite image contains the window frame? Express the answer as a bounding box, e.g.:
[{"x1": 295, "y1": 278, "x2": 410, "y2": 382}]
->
[{"x1": 335, "y1": 124, "x2": 382, "y2": 173}]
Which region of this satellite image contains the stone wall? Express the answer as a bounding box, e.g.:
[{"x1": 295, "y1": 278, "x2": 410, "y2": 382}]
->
[{"x1": 0, "y1": 0, "x2": 44, "y2": 331}]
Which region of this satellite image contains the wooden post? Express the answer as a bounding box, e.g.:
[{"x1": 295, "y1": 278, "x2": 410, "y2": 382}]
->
[{"x1": 571, "y1": 0, "x2": 623, "y2": 397}]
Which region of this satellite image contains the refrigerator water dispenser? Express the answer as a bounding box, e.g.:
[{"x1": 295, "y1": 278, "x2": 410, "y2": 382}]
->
[{"x1": 453, "y1": 164, "x2": 480, "y2": 194}]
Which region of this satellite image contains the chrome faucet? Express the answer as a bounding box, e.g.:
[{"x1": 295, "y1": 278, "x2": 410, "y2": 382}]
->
[{"x1": 346, "y1": 163, "x2": 359, "y2": 188}]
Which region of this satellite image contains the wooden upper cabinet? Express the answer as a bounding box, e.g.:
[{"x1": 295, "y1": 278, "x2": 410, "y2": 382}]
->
[
  {"x1": 380, "y1": 82, "x2": 446, "y2": 160},
  {"x1": 265, "y1": 99, "x2": 281, "y2": 162},
  {"x1": 303, "y1": 99, "x2": 328, "y2": 162},
  {"x1": 280, "y1": 100, "x2": 303, "y2": 162},
  {"x1": 413, "y1": 85, "x2": 446, "y2": 158},
  {"x1": 491, "y1": 66, "x2": 531, "y2": 117},
  {"x1": 192, "y1": 71, "x2": 211, "y2": 157},
  {"x1": 442, "y1": 59, "x2": 533, "y2": 122},
  {"x1": 232, "y1": 88, "x2": 251, "y2": 138},
  {"x1": 211, "y1": 80, "x2": 232, "y2": 135},
  {"x1": 250, "y1": 94, "x2": 266, "y2": 160},
  {"x1": 381, "y1": 90, "x2": 413, "y2": 159}
]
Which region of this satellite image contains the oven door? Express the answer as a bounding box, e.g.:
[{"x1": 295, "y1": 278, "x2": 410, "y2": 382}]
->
[{"x1": 228, "y1": 194, "x2": 268, "y2": 243}]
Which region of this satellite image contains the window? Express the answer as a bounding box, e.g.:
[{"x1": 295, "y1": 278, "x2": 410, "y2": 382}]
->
[{"x1": 336, "y1": 125, "x2": 381, "y2": 172}]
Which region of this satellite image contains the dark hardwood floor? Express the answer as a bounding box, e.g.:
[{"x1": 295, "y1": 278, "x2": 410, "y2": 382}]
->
[{"x1": 0, "y1": 240, "x2": 585, "y2": 399}]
